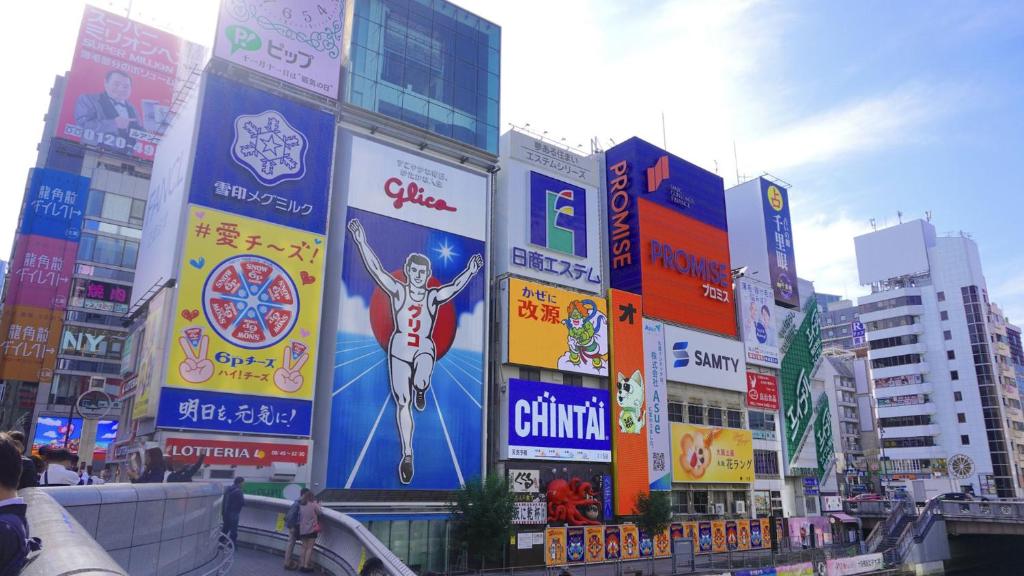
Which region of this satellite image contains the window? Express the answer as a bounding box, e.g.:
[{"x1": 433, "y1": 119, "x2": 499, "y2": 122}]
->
[
  {"x1": 668, "y1": 402, "x2": 684, "y2": 423},
  {"x1": 519, "y1": 367, "x2": 540, "y2": 381},
  {"x1": 754, "y1": 449, "x2": 780, "y2": 476},
  {"x1": 671, "y1": 491, "x2": 689, "y2": 514},
  {"x1": 961, "y1": 435, "x2": 970, "y2": 445},
  {"x1": 692, "y1": 491, "x2": 709, "y2": 515},
  {"x1": 957, "y1": 413, "x2": 966, "y2": 423},
  {"x1": 951, "y1": 370, "x2": 959, "y2": 381},
  {"x1": 947, "y1": 350, "x2": 956, "y2": 360},
  {"x1": 937, "y1": 291, "x2": 945, "y2": 302},
  {"x1": 954, "y1": 391, "x2": 963, "y2": 401},
  {"x1": 688, "y1": 404, "x2": 704, "y2": 425},
  {"x1": 944, "y1": 330, "x2": 952, "y2": 341},
  {"x1": 707, "y1": 407, "x2": 723, "y2": 427},
  {"x1": 749, "y1": 411, "x2": 776, "y2": 432},
  {"x1": 869, "y1": 335, "x2": 919, "y2": 350},
  {"x1": 879, "y1": 415, "x2": 932, "y2": 427},
  {"x1": 871, "y1": 354, "x2": 922, "y2": 369},
  {"x1": 940, "y1": 310, "x2": 949, "y2": 321},
  {"x1": 100, "y1": 192, "x2": 133, "y2": 222},
  {"x1": 727, "y1": 410, "x2": 742, "y2": 429},
  {"x1": 562, "y1": 373, "x2": 582, "y2": 387}
]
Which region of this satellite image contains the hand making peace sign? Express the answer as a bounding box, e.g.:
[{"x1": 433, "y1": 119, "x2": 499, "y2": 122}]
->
[
  {"x1": 274, "y1": 343, "x2": 309, "y2": 393},
  {"x1": 178, "y1": 334, "x2": 214, "y2": 383}
]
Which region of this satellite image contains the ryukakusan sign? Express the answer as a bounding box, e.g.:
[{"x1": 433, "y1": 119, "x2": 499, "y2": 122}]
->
[{"x1": 506, "y1": 378, "x2": 611, "y2": 462}]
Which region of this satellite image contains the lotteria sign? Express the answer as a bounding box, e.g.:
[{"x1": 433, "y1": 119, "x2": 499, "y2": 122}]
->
[
  {"x1": 663, "y1": 324, "x2": 746, "y2": 393},
  {"x1": 164, "y1": 435, "x2": 309, "y2": 467},
  {"x1": 779, "y1": 297, "x2": 822, "y2": 465},
  {"x1": 506, "y1": 378, "x2": 611, "y2": 462}
]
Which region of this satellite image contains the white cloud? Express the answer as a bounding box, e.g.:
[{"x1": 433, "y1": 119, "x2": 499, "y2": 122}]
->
[
  {"x1": 451, "y1": 300, "x2": 485, "y2": 353},
  {"x1": 337, "y1": 281, "x2": 374, "y2": 336},
  {"x1": 37, "y1": 417, "x2": 63, "y2": 427},
  {"x1": 43, "y1": 431, "x2": 57, "y2": 439},
  {"x1": 101, "y1": 433, "x2": 117, "y2": 440},
  {"x1": 790, "y1": 209, "x2": 873, "y2": 301}
]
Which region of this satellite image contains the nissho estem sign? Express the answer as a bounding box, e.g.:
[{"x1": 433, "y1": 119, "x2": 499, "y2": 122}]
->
[{"x1": 779, "y1": 297, "x2": 821, "y2": 465}]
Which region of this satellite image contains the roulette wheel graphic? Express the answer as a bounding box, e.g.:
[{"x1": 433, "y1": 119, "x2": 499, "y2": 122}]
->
[{"x1": 202, "y1": 255, "x2": 299, "y2": 349}]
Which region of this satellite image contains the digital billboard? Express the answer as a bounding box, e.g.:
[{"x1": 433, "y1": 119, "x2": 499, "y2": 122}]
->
[
  {"x1": 761, "y1": 180, "x2": 799, "y2": 308},
  {"x1": 671, "y1": 423, "x2": 754, "y2": 483},
  {"x1": 56, "y1": 5, "x2": 205, "y2": 160},
  {"x1": 214, "y1": 0, "x2": 343, "y2": 99},
  {"x1": 642, "y1": 320, "x2": 671, "y2": 490},
  {"x1": 737, "y1": 278, "x2": 780, "y2": 368},
  {"x1": 780, "y1": 297, "x2": 822, "y2": 465},
  {"x1": 31, "y1": 417, "x2": 118, "y2": 456},
  {"x1": 506, "y1": 278, "x2": 608, "y2": 376},
  {"x1": 21, "y1": 168, "x2": 90, "y2": 241},
  {"x1": 328, "y1": 132, "x2": 488, "y2": 490},
  {"x1": 166, "y1": 206, "x2": 325, "y2": 403},
  {"x1": 189, "y1": 73, "x2": 335, "y2": 234},
  {"x1": 69, "y1": 278, "x2": 132, "y2": 314},
  {"x1": 505, "y1": 378, "x2": 611, "y2": 462},
  {"x1": 662, "y1": 323, "x2": 746, "y2": 393},
  {"x1": 607, "y1": 289, "x2": 649, "y2": 515}
]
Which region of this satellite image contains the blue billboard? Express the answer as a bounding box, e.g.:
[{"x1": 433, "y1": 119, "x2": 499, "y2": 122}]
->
[
  {"x1": 188, "y1": 73, "x2": 334, "y2": 234},
  {"x1": 507, "y1": 378, "x2": 611, "y2": 462},
  {"x1": 605, "y1": 137, "x2": 727, "y2": 293},
  {"x1": 21, "y1": 168, "x2": 90, "y2": 241},
  {"x1": 156, "y1": 387, "x2": 312, "y2": 436},
  {"x1": 760, "y1": 178, "x2": 799, "y2": 308}
]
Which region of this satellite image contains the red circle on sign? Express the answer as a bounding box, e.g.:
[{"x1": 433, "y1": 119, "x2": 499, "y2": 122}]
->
[{"x1": 368, "y1": 270, "x2": 457, "y2": 360}]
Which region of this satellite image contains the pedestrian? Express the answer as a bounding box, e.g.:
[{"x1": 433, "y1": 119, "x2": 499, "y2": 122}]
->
[
  {"x1": 283, "y1": 488, "x2": 311, "y2": 570},
  {"x1": 167, "y1": 453, "x2": 206, "y2": 482},
  {"x1": 128, "y1": 447, "x2": 166, "y2": 484},
  {"x1": 221, "y1": 477, "x2": 245, "y2": 547},
  {"x1": 5, "y1": 431, "x2": 37, "y2": 490},
  {"x1": 1, "y1": 432, "x2": 42, "y2": 574},
  {"x1": 297, "y1": 490, "x2": 321, "y2": 573},
  {"x1": 40, "y1": 449, "x2": 81, "y2": 486}
]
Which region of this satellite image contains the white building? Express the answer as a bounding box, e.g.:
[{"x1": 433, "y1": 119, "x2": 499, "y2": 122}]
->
[{"x1": 854, "y1": 219, "x2": 1020, "y2": 499}]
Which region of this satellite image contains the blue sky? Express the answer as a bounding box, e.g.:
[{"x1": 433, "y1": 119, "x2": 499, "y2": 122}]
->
[{"x1": 1, "y1": 0, "x2": 1021, "y2": 321}]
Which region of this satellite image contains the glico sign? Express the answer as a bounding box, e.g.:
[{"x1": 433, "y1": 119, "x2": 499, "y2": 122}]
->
[{"x1": 606, "y1": 137, "x2": 735, "y2": 337}]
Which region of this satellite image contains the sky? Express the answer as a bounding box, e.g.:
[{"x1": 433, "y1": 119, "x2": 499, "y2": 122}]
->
[{"x1": 2, "y1": 0, "x2": 1022, "y2": 321}]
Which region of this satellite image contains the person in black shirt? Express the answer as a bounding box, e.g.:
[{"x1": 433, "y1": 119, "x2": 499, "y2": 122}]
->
[{"x1": 5, "y1": 431, "x2": 36, "y2": 490}]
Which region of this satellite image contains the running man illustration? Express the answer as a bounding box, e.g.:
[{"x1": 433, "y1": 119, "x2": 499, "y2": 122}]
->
[{"x1": 347, "y1": 218, "x2": 483, "y2": 484}]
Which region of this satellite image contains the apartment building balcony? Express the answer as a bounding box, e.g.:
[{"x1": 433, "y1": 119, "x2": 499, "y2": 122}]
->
[
  {"x1": 860, "y1": 304, "x2": 925, "y2": 325},
  {"x1": 880, "y1": 424, "x2": 941, "y2": 439},
  {"x1": 881, "y1": 445, "x2": 946, "y2": 460},
  {"x1": 874, "y1": 380, "x2": 933, "y2": 398},
  {"x1": 878, "y1": 402, "x2": 937, "y2": 418},
  {"x1": 872, "y1": 362, "x2": 929, "y2": 381},
  {"x1": 867, "y1": 342, "x2": 927, "y2": 360},
  {"x1": 864, "y1": 323, "x2": 924, "y2": 341}
]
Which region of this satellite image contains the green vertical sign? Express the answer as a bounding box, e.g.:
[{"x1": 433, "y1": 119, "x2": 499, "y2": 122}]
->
[
  {"x1": 814, "y1": 393, "x2": 835, "y2": 481},
  {"x1": 780, "y1": 298, "x2": 822, "y2": 465}
]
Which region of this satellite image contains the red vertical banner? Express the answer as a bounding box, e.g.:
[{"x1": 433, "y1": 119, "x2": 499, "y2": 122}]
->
[{"x1": 608, "y1": 289, "x2": 650, "y2": 516}]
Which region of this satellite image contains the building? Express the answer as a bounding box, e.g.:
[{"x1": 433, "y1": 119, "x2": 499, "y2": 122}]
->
[
  {"x1": 854, "y1": 219, "x2": 1021, "y2": 498},
  {"x1": 815, "y1": 354, "x2": 868, "y2": 495},
  {"x1": 988, "y1": 304, "x2": 1024, "y2": 488},
  {"x1": 819, "y1": 298, "x2": 866, "y2": 354}
]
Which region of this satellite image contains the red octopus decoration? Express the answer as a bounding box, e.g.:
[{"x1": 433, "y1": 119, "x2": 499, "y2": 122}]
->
[{"x1": 546, "y1": 477, "x2": 602, "y2": 526}]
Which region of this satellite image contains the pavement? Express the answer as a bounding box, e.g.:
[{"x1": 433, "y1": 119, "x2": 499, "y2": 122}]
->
[{"x1": 232, "y1": 545, "x2": 326, "y2": 576}]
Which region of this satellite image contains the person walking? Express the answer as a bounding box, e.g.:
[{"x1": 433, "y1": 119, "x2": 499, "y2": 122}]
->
[
  {"x1": 283, "y1": 488, "x2": 311, "y2": 570},
  {"x1": 221, "y1": 478, "x2": 245, "y2": 547},
  {"x1": 297, "y1": 490, "x2": 321, "y2": 572},
  {"x1": 39, "y1": 449, "x2": 81, "y2": 486},
  {"x1": 167, "y1": 453, "x2": 206, "y2": 482},
  {"x1": 5, "y1": 431, "x2": 37, "y2": 489},
  {"x1": 128, "y1": 447, "x2": 166, "y2": 484},
  {"x1": 1, "y1": 432, "x2": 41, "y2": 574}
]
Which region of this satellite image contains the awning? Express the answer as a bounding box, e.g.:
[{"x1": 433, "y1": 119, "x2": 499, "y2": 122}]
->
[{"x1": 830, "y1": 513, "x2": 859, "y2": 524}]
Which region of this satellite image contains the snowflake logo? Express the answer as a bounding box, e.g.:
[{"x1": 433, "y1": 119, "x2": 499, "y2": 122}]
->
[{"x1": 230, "y1": 110, "x2": 308, "y2": 186}]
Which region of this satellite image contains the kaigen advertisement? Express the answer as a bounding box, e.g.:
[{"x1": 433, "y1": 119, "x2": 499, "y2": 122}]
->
[
  {"x1": 189, "y1": 73, "x2": 335, "y2": 234},
  {"x1": 328, "y1": 133, "x2": 488, "y2": 490},
  {"x1": 737, "y1": 278, "x2": 779, "y2": 368},
  {"x1": 166, "y1": 207, "x2": 325, "y2": 402},
  {"x1": 506, "y1": 378, "x2": 611, "y2": 462},
  {"x1": 56, "y1": 5, "x2": 204, "y2": 160},
  {"x1": 642, "y1": 319, "x2": 671, "y2": 490},
  {"x1": 608, "y1": 289, "x2": 649, "y2": 515},
  {"x1": 215, "y1": 0, "x2": 343, "y2": 99},
  {"x1": 761, "y1": 179, "x2": 799, "y2": 308},
  {"x1": 506, "y1": 278, "x2": 608, "y2": 377},
  {"x1": 671, "y1": 423, "x2": 754, "y2": 483}
]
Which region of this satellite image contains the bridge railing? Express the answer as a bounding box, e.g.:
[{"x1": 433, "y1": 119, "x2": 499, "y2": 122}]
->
[{"x1": 938, "y1": 499, "x2": 1024, "y2": 521}]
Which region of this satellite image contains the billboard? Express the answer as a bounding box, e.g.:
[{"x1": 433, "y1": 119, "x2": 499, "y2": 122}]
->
[
  {"x1": 214, "y1": 0, "x2": 343, "y2": 99},
  {"x1": 607, "y1": 289, "x2": 649, "y2": 515},
  {"x1": 780, "y1": 298, "x2": 821, "y2": 464},
  {"x1": 814, "y1": 393, "x2": 835, "y2": 481},
  {"x1": 189, "y1": 73, "x2": 335, "y2": 233},
  {"x1": 328, "y1": 133, "x2": 488, "y2": 490},
  {"x1": 0, "y1": 306, "x2": 63, "y2": 383},
  {"x1": 132, "y1": 287, "x2": 173, "y2": 420},
  {"x1": 506, "y1": 278, "x2": 608, "y2": 376},
  {"x1": 737, "y1": 278, "x2": 780, "y2": 368},
  {"x1": 670, "y1": 423, "x2": 754, "y2": 483},
  {"x1": 7, "y1": 234, "x2": 78, "y2": 310},
  {"x1": 505, "y1": 378, "x2": 611, "y2": 462},
  {"x1": 56, "y1": 6, "x2": 204, "y2": 160},
  {"x1": 663, "y1": 323, "x2": 745, "y2": 392},
  {"x1": 31, "y1": 417, "x2": 118, "y2": 455},
  {"x1": 156, "y1": 386, "x2": 312, "y2": 435},
  {"x1": 642, "y1": 320, "x2": 671, "y2": 490},
  {"x1": 21, "y1": 169, "x2": 90, "y2": 241},
  {"x1": 163, "y1": 434, "x2": 309, "y2": 467},
  {"x1": 761, "y1": 180, "x2": 799, "y2": 307},
  {"x1": 166, "y1": 206, "x2": 325, "y2": 402},
  {"x1": 746, "y1": 372, "x2": 779, "y2": 411},
  {"x1": 69, "y1": 279, "x2": 132, "y2": 314}
]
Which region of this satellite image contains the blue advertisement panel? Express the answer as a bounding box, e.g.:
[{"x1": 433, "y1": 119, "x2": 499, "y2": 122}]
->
[
  {"x1": 156, "y1": 386, "x2": 312, "y2": 436},
  {"x1": 530, "y1": 171, "x2": 588, "y2": 258},
  {"x1": 605, "y1": 136, "x2": 727, "y2": 294},
  {"x1": 188, "y1": 73, "x2": 334, "y2": 234},
  {"x1": 507, "y1": 378, "x2": 611, "y2": 462},
  {"x1": 760, "y1": 179, "x2": 799, "y2": 308},
  {"x1": 21, "y1": 168, "x2": 90, "y2": 241}
]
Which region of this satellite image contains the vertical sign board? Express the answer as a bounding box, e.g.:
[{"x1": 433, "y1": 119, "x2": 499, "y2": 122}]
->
[
  {"x1": 814, "y1": 393, "x2": 835, "y2": 482},
  {"x1": 607, "y1": 289, "x2": 649, "y2": 515},
  {"x1": 737, "y1": 278, "x2": 780, "y2": 368},
  {"x1": 56, "y1": 6, "x2": 204, "y2": 161},
  {"x1": 214, "y1": 0, "x2": 344, "y2": 99},
  {"x1": 328, "y1": 132, "x2": 488, "y2": 490},
  {"x1": 642, "y1": 320, "x2": 671, "y2": 490},
  {"x1": 779, "y1": 298, "x2": 821, "y2": 465},
  {"x1": 20, "y1": 169, "x2": 90, "y2": 241},
  {"x1": 761, "y1": 179, "x2": 799, "y2": 308},
  {"x1": 132, "y1": 287, "x2": 172, "y2": 420}
]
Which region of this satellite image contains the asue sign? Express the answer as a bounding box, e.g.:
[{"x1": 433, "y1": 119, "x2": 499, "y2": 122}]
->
[
  {"x1": 505, "y1": 378, "x2": 611, "y2": 462},
  {"x1": 663, "y1": 324, "x2": 745, "y2": 393}
]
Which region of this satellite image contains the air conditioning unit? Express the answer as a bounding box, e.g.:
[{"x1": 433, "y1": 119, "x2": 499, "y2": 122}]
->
[
  {"x1": 735, "y1": 501, "x2": 746, "y2": 514},
  {"x1": 270, "y1": 462, "x2": 298, "y2": 482},
  {"x1": 714, "y1": 503, "x2": 725, "y2": 515},
  {"x1": 89, "y1": 377, "x2": 105, "y2": 390}
]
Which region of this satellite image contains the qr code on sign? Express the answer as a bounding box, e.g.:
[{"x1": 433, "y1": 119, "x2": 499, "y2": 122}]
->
[{"x1": 653, "y1": 452, "x2": 665, "y2": 472}]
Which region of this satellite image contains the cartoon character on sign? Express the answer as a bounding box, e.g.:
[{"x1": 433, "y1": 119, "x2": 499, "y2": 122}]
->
[
  {"x1": 347, "y1": 218, "x2": 483, "y2": 484},
  {"x1": 678, "y1": 428, "x2": 723, "y2": 480},
  {"x1": 616, "y1": 370, "x2": 646, "y2": 433},
  {"x1": 547, "y1": 477, "x2": 602, "y2": 526},
  {"x1": 558, "y1": 299, "x2": 607, "y2": 370}
]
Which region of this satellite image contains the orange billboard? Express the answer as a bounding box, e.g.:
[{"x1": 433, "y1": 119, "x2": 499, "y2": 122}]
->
[
  {"x1": 0, "y1": 305, "x2": 63, "y2": 383},
  {"x1": 637, "y1": 199, "x2": 736, "y2": 336},
  {"x1": 608, "y1": 289, "x2": 649, "y2": 516}
]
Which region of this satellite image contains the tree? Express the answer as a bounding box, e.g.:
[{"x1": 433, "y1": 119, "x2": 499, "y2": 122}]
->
[
  {"x1": 633, "y1": 491, "x2": 672, "y2": 537},
  {"x1": 449, "y1": 475, "x2": 516, "y2": 569}
]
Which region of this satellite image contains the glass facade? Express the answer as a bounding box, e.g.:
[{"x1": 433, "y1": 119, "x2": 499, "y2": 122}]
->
[{"x1": 348, "y1": 0, "x2": 500, "y2": 153}]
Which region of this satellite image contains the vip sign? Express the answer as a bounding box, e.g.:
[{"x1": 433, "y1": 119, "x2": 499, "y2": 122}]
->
[
  {"x1": 607, "y1": 289, "x2": 649, "y2": 515},
  {"x1": 663, "y1": 324, "x2": 746, "y2": 393}
]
